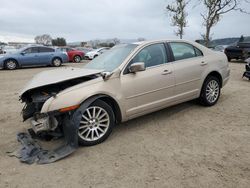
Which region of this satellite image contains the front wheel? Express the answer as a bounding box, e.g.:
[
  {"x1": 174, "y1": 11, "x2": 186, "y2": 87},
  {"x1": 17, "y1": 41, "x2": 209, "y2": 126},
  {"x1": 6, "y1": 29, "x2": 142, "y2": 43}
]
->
[
  {"x1": 78, "y1": 100, "x2": 115, "y2": 146},
  {"x1": 5, "y1": 59, "x2": 18, "y2": 70},
  {"x1": 52, "y1": 58, "x2": 62, "y2": 67},
  {"x1": 199, "y1": 76, "x2": 221, "y2": 106}
]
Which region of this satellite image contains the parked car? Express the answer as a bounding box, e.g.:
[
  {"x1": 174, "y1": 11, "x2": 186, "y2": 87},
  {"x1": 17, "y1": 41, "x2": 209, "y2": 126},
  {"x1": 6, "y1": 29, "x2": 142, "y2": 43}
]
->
[
  {"x1": 224, "y1": 42, "x2": 250, "y2": 61},
  {"x1": 75, "y1": 47, "x2": 94, "y2": 54},
  {"x1": 1, "y1": 45, "x2": 18, "y2": 54},
  {"x1": 85, "y1": 47, "x2": 109, "y2": 59},
  {"x1": 0, "y1": 46, "x2": 68, "y2": 70},
  {"x1": 213, "y1": 45, "x2": 228, "y2": 52},
  {"x1": 58, "y1": 47, "x2": 84, "y2": 63},
  {"x1": 19, "y1": 39, "x2": 230, "y2": 163}
]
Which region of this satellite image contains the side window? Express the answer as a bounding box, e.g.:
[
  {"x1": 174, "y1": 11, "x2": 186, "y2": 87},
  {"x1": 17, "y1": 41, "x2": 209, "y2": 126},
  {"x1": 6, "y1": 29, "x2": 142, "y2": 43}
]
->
[
  {"x1": 23, "y1": 48, "x2": 32, "y2": 53},
  {"x1": 132, "y1": 43, "x2": 167, "y2": 68},
  {"x1": 194, "y1": 47, "x2": 203, "y2": 57},
  {"x1": 169, "y1": 42, "x2": 197, "y2": 61},
  {"x1": 39, "y1": 47, "x2": 54, "y2": 53},
  {"x1": 23, "y1": 47, "x2": 38, "y2": 53}
]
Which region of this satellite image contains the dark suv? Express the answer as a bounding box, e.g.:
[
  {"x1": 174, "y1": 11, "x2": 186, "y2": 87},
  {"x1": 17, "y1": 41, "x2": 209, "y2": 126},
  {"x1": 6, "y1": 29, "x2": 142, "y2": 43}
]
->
[{"x1": 224, "y1": 37, "x2": 250, "y2": 61}]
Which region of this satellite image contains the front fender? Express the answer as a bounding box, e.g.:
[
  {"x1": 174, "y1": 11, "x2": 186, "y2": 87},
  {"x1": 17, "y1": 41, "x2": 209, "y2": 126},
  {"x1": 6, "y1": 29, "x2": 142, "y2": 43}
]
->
[{"x1": 40, "y1": 80, "x2": 124, "y2": 115}]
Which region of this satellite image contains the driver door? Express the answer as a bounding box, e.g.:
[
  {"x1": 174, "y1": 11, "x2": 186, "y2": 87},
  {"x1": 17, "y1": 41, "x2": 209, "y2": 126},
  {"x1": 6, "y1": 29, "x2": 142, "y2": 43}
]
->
[
  {"x1": 19, "y1": 47, "x2": 39, "y2": 66},
  {"x1": 120, "y1": 43, "x2": 175, "y2": 118}
]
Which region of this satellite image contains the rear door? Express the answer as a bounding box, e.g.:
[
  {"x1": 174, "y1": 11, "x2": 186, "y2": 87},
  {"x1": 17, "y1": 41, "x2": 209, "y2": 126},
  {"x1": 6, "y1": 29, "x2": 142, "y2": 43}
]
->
[
  {"x1": 168, "y1": 42, "x2": 206, "y2": 100},
  {"x1": 38, "y1": 47, "x2": 55, "y2": 65},
  {"x1": 120, "y1": 43, "x2": 175, "y2": 118}
]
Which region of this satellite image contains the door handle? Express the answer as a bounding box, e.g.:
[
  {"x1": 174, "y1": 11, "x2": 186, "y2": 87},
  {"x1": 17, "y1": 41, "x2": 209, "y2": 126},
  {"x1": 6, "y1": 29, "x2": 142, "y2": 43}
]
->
[
  {"x1": 200, "y1": 61, "x2": 207, "y2": 66},
  {"x1": 162, "y1": 70, "x2": 172, "y2": 75}
]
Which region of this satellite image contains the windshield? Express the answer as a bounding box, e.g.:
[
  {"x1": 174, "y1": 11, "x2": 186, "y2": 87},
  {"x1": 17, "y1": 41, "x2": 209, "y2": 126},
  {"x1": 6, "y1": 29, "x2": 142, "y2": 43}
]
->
[{"x1": 84, "y1": 44, "x2": 137, "y2": 72}]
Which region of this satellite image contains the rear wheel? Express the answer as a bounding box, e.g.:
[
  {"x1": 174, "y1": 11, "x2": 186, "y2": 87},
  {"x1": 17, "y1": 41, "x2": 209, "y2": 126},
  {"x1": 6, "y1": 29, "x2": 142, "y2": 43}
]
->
[
  {"x1": 73, "y1": 55, "x2": 81, "y2": 63},
  {"x1": 199, "y1": 76, "x2": 221, "y2": 106},
  {"x1": 5, "y1": 59, "x2": 18, "y2": 70},
  {"x1": 52, "y1": 58, "x2": 62, "y2": 67},
  {"x1": 78, "y1": 100, "x2": 115, "y2": 146}
]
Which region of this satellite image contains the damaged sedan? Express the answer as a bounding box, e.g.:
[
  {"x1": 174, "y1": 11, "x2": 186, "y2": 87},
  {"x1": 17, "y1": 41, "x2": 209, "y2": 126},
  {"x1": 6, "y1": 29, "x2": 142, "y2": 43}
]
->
[{"x1": 17, "y1": 39, "x2": 230, "y2": 164}]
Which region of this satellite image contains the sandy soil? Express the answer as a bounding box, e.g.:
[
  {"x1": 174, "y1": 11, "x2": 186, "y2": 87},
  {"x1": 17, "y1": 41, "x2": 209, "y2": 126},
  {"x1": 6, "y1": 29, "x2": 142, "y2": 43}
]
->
[{"x1": 0, "y1": 62, "x2": 249, "y2": 188}]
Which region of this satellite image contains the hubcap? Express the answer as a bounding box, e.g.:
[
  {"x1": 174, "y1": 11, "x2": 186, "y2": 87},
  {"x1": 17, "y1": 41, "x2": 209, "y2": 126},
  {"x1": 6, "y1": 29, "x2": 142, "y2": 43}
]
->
[
  {"x1": 74, "y1": 56, "x2": 81, "y2": 62},
  {"x1": 53, "y1": 59, "x2": 61, "y2": 66},
  {"x1": 7, "y1": 61, "x2": 16, "y2": 69},
  {"x1": 206, "y1": 80, "x2": 219, "y2": 103},
  {"x1": 78, "y1": 106, "x2": 110, "y2": 141}
]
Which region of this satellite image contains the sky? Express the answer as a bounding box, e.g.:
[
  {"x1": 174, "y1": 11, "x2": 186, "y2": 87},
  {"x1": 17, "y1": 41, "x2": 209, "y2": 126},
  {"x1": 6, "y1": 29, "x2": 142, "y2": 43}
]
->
[{"x1": 0, "y1": 0, "x2": 250, "y2": 43}]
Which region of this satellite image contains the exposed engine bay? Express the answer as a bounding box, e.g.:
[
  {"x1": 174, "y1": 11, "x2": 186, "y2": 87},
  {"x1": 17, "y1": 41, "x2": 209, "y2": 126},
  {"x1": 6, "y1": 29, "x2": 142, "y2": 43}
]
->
[
  {"x1": 21, "y1": 75, "x2": 95, "y2": 133},
  {"x1": 9, "y1": 69, "x2": 103, "y2": 164}
]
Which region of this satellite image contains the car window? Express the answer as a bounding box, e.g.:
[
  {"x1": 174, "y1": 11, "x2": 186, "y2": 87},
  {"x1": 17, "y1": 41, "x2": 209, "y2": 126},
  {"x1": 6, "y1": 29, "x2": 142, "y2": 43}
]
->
[
  {"x1": 132, "y1": 43, "x2": 167, "y2": 68},
  {"x1": 169, "y1": 42, "x2": 198, "y2": 61},
  {"x1": 99, "y1": 49, "x2": 108, "y2": 53},
  {"x1": 194, "y1": 47, "x2": 203, "y2": 56},
  {"x1": 59, "y1": 48, "x2": 67, "y2": 52},
  {"x1": 39, "y1": 47, "x2": 54, "y2": 53},
  {"x1": 23, "y1": 47, "x2": 39, "y2": 53}
]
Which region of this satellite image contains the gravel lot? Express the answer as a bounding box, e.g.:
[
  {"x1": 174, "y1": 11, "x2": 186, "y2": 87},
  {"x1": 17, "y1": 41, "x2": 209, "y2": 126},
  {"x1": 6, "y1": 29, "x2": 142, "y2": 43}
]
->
[{"x1": 0, "y1": 62, "x2": 249, "y2": 188}]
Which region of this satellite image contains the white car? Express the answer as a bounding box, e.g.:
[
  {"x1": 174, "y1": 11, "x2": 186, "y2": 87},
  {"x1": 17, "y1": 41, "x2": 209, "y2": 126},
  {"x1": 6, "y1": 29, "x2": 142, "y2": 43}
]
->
[{"x1": 85, "y1": 47, "x2": 109, "y2": 59}]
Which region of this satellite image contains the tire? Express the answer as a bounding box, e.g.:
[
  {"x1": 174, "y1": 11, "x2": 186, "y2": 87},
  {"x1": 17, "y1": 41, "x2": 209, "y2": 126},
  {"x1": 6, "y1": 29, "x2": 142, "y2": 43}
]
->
[
  {"x1": 73, "y1": 55, "x2": 81, "y2": 63},
  {"x1": 52, "y1": 57, "x2": 62, "y2": 67},
  {"x1": 93, "y1": 55, "x2": 98, "y2": 59},
  {"x1": 5, "y1": 59, "x2": 18, "y2": 70},
  {"x1": 199, "y1": 76, "x2": 221, "y2": 106},
  {"x1": 78, "y1": 100, "x2": 115, "y2": 146},
  {"x1": 227, "y1": 56, "x2": 231, "y2": 62}
]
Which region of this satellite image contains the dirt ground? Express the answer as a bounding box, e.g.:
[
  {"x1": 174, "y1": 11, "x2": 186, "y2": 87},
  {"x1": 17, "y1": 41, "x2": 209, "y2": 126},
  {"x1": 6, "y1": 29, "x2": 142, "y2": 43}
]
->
[{"x1": 0, "y1": 62, "x2": 249, "y2": 188}]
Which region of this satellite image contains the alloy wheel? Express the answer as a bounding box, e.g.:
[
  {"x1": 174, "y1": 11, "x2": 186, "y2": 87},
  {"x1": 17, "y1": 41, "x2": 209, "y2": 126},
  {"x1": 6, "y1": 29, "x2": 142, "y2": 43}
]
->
[
  {"x1": 74, "y1": 56, "x2": 81, "y2": 63},
  {"x1": 78, "y1": 106, "x2": 110, "y2": 141},
  {"x1": 6, "y1": 60, "x2": 17, "y2": 70},
  {"x1": 53, "y1": 58, "x2": 61, "y2": 67},
  {"x1": 206, "y1": 80, "x2": 219, "y2": 103}
]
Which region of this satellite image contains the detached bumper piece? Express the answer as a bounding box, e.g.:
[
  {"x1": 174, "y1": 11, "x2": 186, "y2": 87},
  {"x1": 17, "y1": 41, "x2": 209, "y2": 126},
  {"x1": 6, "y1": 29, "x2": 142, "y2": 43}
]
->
[
  {"x1": 243, "y1": 71, "x2": 250, "y2": 80},
  {"x1": 8, "y1": 115, "x2": 79, "y2": 164}
]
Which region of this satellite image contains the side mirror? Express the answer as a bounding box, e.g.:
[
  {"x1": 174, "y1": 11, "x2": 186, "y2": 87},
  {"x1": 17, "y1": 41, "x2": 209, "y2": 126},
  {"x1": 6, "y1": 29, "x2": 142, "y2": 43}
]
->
[
  {"x1": 20, "y1": 52, "x2": 26, "y2": 55},
  {"x1": 129, "y1": 62, "x2": 145, "y2": 73}
]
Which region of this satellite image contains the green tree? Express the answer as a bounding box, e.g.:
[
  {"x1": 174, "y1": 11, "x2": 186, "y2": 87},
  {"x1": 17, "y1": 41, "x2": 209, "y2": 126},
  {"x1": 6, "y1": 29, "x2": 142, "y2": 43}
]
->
[
  {"x1": 166, "y1": 0, "x2": 189, "y2": 39},
  {"x1": 52, "y1": 38, "x2": 67, "y2": 46}
]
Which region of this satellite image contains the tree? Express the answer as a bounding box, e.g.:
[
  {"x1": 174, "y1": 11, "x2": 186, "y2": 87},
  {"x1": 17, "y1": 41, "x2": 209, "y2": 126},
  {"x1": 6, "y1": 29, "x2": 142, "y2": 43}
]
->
[
  {"x1": 201, "y1": 0, "x2": 249, "y2": 47},
  {"x1": 34, "y1": 34, "x2": 52, "y2": 45},
  {"x1": 166, "y1": 0, "x2": 189, "y2": 39},
  {"x1": 239, "y1": 35, "x2": 244, "y2": 42},
  {"x1": 112, "y1": 38, "x2": 120, "y2": 45},
  {"x1": 52, "y1": 37, "x2": 67, "y2": 46},
  {"x1": 137, "y1": 37, "x2": 146, "y2": 41}
]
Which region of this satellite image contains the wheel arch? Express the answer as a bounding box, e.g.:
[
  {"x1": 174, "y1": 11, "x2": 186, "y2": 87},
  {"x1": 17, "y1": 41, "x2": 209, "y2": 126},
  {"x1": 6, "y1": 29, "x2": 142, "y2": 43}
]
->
[
  {"x1": 81, "y1": 94, "x2": 122, "y2": 124},
  {"x1": 205, "y1": 71, "x2": 223, "y2": 87}
]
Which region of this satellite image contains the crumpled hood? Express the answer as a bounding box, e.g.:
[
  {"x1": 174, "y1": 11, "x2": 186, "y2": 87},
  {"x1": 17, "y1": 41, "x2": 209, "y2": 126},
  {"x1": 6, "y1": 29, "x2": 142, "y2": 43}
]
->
[{"x1": 20, "y1": 67, "x2": 103, "y2": 96}]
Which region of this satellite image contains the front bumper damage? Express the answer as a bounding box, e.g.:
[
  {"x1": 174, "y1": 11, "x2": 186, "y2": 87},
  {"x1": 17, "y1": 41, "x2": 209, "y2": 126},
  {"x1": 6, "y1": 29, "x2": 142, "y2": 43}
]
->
[
  {"x1": 9, "y1": 96, "x2": 98, "y2": 164},
  {"x1": 8, "y1": 113, "x2": 79, "y2": 164}
]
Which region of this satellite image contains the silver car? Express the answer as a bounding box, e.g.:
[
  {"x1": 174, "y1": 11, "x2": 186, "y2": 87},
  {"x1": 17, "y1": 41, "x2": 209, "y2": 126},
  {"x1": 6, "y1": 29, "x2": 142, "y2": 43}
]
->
[{"x1": 19, "y1": 39, "x2": 230, "y2": 160}]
